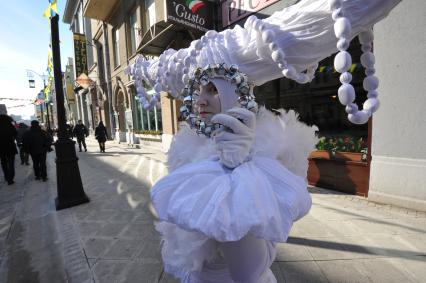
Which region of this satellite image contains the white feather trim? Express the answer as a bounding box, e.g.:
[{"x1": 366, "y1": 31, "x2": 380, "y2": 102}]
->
[{"x1": 167, "y1": 107, "x2": 318, "y2": 179}]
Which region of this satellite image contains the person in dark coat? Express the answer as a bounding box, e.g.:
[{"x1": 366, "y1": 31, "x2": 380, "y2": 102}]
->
[
  {"x1": 23, "y1": 120, "x2": 53, "y2": 181},
  {"x1": 0, "y1": 114, "x2": 17, "y2": 185},
  {"x1": 95, "y1": 121, "x2": 108, "y2": 153},
  {"x1": 66, "y1": 123, "x2": 73, "y2": 139},
  {"x1": 16, "y1": 123, "x2": 30, "y2": 165},
  {"x1": 73, "y1": 120, "x2": 88, "y2": 152}
]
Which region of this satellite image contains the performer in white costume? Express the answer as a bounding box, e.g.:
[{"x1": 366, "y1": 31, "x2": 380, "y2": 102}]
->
[
  {"x1": 126, "y1": 0, "x2": 401, "y2": 282},
  {"x1": 152, "y1": 64, "x2": 318, "y2": 282}
]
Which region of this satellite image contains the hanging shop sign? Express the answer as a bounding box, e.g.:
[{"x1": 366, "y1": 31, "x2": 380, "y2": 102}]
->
[
  {"x1": 166, "y1": 0, "x2": 214, "y2": 32},
  {"x1": 66, "y1": 79, "x2": 75, "y2": 103},
  {"x1": 75, "y1": 73, "x2": 93, "y2": 89},
  {"x1": 73, "y1": 33, "x2": 88, "y2": 77},
  {"x1": 221, "y1": 0, "x2": 281, "y2": 27}
]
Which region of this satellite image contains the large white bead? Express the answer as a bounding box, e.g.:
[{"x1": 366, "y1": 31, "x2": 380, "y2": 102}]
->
[
  {"x1": 339, "y1": 72, "x2": 352, "y2": 84},
  {"x1": 282, "y1": 65, "x2": 297, "y2": 79},
  {"x1": 363, "y1": 75, "x2": 379, "y2": 91},
  {"x1": 345, "y1": 103, "x2": 358, "y2": 114},
  {"x1": 334, "y1": 18, "x2": 352, "y2": 39},
  {"x1": 269, "y1": 42, "x2": 278, "y2": 51},
  {"x1": 190, "y1": 49, "x2": 197, "y2": 57},
  {"x1": 361, "y1": 43, "x2": 372, "y2": 52},
  {"x1": 359, "y1": 30, "x2": 374, "y2": 44},
  {"x1": 329, "y1": 0, "x2": 342, "y2": 10},
  {"x1": 337, "y1": 38, "x2": 350, "y2": 51},
  {"x1": 136, "y1": 86, "x2": 144, "y2": 93},
  {"x1": 271, "y1": 50, "x2": 285, "y2": 62},
  {"x1": 360, "y1": 52, "x2": 375, "y2": 68},
  {"x1": 262, "y1": 30, "x2": 275, "y2": 43},
  {"x1": 194, "y1": 40, "x2": 203, "y2": 50},
  {"x1": 154, "y1": 83, "x2": 162, "y2": 93},
  {"x1": 338, "y1": 83, "x2": 356, "y2": 105},
  {"x1": 143, "y1": 102, "x2": 151, "y2": 110},
  {"x1": 365, "y1": 68, "x2": 375, "y2": 76},
  {"x1": 367, "y1": 90, "x2": 378, "y2": 98},
  {"x1": 206, "y1": 30, "x2": 217, "y2": 38},
  {"x1": 184, "y1": 56, "x2": 191, "y2": 67},
  {"x1": 253, "y1": 19, "x2": 263, "y2": 31},
  {"x1": 348, "y1": 111, "x2": 370, "y2": 124},
  {"x1": 201, "y1": 36, "x2": 208, "y2": 44},
  {"x1": 332, "y1": 8, "x2": 343, "y2": 21},
  {"x1": 363, "y1": 98, "x2": 380, "y2": 113},
  {"x1": 296, "y1": 73, "x2": 310, "y2": 84},
  {"x1": 150, "y1": 96, "x2": 158, "y2": 105},
  {"x1": 334, "y1": 51, "x2": 352, "y2": 73},
  {"x1": 244, "y1": 15, "x2": 257, "y2": 29},
  {"x1": 182, "y1": 74, "x2": 189, "y2": 84}
]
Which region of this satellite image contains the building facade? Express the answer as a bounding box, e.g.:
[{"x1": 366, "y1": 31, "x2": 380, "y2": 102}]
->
[
  {"x1": 64, "y1": 0, "x2": 99, "y2": 132},
  {"x1": 82, "y1": 0, "x2": 215, "y2": 148},
  {"x1": 62, "y1": 0, "x2": 425, "y2": 210},
  {"x1": 369, "y1": 0, "x2": 426, "y2": 211}
]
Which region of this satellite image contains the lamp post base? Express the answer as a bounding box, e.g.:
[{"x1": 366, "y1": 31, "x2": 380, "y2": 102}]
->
[{"x1": 54, "y1": 138, "x2": 89, "y2": 210}]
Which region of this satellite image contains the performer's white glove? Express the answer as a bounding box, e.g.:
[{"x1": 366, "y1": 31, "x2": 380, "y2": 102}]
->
[{"x1": 211, "y1": 108, "x2": 256, "y2": 169}]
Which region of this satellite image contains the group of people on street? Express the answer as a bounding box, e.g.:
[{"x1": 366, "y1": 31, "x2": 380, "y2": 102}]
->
[
  {"x1": 68, "y1": 120, "x2": 109, "y2": 153},
  {"x1": 1, "y1": 115, "x2": 110, "y2": 185},
  {"x1": 0, "y1": 114, "x2": 53, "y2": 184}
]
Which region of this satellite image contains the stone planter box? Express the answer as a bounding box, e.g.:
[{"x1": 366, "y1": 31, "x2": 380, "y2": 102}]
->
[
  {"x1": 307, "y1": 150, "x2": 370, "y2": 196},
  {"x1": 135, "y1": 134, "x2": 162, "y2": 142},
  {"x1": 135, "y1": 134, "x2": 162, "y2": 149}
]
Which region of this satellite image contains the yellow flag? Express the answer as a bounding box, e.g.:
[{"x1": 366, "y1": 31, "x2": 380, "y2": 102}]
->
[{"x1": 43, "y1": 0, "x2": 58, "y2": 18}]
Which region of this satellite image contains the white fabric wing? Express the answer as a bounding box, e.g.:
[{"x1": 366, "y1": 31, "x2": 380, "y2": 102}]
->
[{"x1": 129, "y1": 0, "x2": 400, "y2": 98}]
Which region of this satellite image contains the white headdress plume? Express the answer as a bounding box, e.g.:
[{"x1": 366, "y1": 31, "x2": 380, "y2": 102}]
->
[{"x1": 126, "y1": 0, "x2": 401, "y2": 124}]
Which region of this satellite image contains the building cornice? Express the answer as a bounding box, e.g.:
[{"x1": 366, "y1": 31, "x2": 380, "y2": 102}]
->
[{"x1": 63, "y1": 0, "x2": 79, "y2": 24}]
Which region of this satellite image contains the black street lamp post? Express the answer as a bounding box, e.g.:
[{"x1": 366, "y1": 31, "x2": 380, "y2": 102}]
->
[{"x1": 50, "y1": 14, "x2": 89, "y2": 210}]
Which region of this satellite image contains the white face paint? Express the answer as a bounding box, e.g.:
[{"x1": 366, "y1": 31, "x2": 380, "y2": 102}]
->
[{"x1": 195, "y1": 82, "x2": 221, "y2": 123}]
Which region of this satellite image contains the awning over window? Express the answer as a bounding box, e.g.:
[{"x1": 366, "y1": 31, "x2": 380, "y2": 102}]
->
[{"x1": 137, "y1": 21, "x2": 202, "y2": 56}]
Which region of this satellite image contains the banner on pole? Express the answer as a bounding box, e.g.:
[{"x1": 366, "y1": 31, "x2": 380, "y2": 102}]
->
[{"x1": 73, "y1": 33, "x2": 88, "y2": 77}]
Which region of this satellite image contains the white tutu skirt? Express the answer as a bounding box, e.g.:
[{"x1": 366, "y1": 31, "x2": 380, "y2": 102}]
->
[{"x1": 151, "y1": 155, "x2": 311, "y2": 243}]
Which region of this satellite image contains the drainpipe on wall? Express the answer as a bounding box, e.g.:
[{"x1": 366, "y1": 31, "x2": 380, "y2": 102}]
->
[{"x1": 102, "y1": 22, "x2": 115, "y2": 138}]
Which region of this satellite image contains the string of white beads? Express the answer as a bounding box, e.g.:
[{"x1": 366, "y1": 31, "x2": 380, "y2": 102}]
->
[
  {"x1": 247, "y1": 15, "x2": 316, "y2": 84},
  {"x1": 329, "y1": 0, "x2": 379, "y2": 124}
]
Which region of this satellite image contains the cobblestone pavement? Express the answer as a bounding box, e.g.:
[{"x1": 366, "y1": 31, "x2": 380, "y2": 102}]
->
[{"x1": 0, "y1": 138, "x2": 424, "y2": 283}]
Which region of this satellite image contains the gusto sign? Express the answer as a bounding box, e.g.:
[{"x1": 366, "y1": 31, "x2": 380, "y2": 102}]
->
[
  {"x1": 221, "y1": 0, "x2": 281, "y2": 27},
  {"x1": 167, "y1": 0, "x2": 214, "y2": 32}
]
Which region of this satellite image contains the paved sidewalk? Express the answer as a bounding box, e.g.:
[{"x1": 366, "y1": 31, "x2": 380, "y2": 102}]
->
[{"x1": 0, "y1": 138, "x2": 425, "y2": 283}]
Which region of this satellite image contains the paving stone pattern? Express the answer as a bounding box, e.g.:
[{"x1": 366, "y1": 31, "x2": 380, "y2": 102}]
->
[{"x1": 0, "y1": 138, "x2": 424, "y2": 283}]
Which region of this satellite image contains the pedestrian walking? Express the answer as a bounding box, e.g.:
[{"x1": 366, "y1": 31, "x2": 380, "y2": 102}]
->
[
  {"x1": 73, "y1": 120, "x2": 88, "y2": 152},
  {"x1": 0, "y1": 114, "x2": 17, "y2": 185},
  {"x1": 95, "y1": 121, "x2": 108, "y2": 152},
  {"x1": 16, "y1": 123, "x2": 30, "y2": 165},
  {"x1": 23, "y1": 120, "x2": 53, "y2": 181}
]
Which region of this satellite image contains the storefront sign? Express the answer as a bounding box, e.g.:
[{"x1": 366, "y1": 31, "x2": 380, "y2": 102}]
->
[
  {"x1": 221, "y1": 0, "x2": 281, "y2": 27},
  {"x1": 66, "y1": 79, "x2": 75, "y2": 103},
  {"x1": 75, "y1": 73, "x2": 94, "y2": 89},
  {"x1": 73, "y1": 33, "x2": 88, "y2": 77},
  {"x1": 166, "y1": 0, "x2": 214, "y2": 32}
]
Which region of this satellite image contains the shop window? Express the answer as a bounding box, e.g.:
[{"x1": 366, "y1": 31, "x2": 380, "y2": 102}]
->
[
  {"x1": 112, "y1": 27, "x2": 120, "y2": 67},
  {"x1": 254, "y1": 39, "x2": 368, "y2": 150},
  {"x1": 146, "y1": 0, "x2": 156, "y2": 27},
  {"x1": 128, "y1": 9, "x2": 139, "y2": 56},
  {"x1": 133, "y1": 93, "x2": 163, "y2": 133}
]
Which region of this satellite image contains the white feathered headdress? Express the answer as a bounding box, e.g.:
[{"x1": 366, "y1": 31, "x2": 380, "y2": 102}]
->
[{"x1": 126, "y1": 0, "x2": 401, "y2": 124}]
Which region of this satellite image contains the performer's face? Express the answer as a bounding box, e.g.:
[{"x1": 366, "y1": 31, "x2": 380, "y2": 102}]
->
[{"x1": 196, "y1": 82, "x2": 221, "y2": 122}]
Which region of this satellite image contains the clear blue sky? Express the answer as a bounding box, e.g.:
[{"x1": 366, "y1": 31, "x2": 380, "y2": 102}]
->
[{"x1": 0, "y1": 0, "x2": 73, "y2": 119}]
